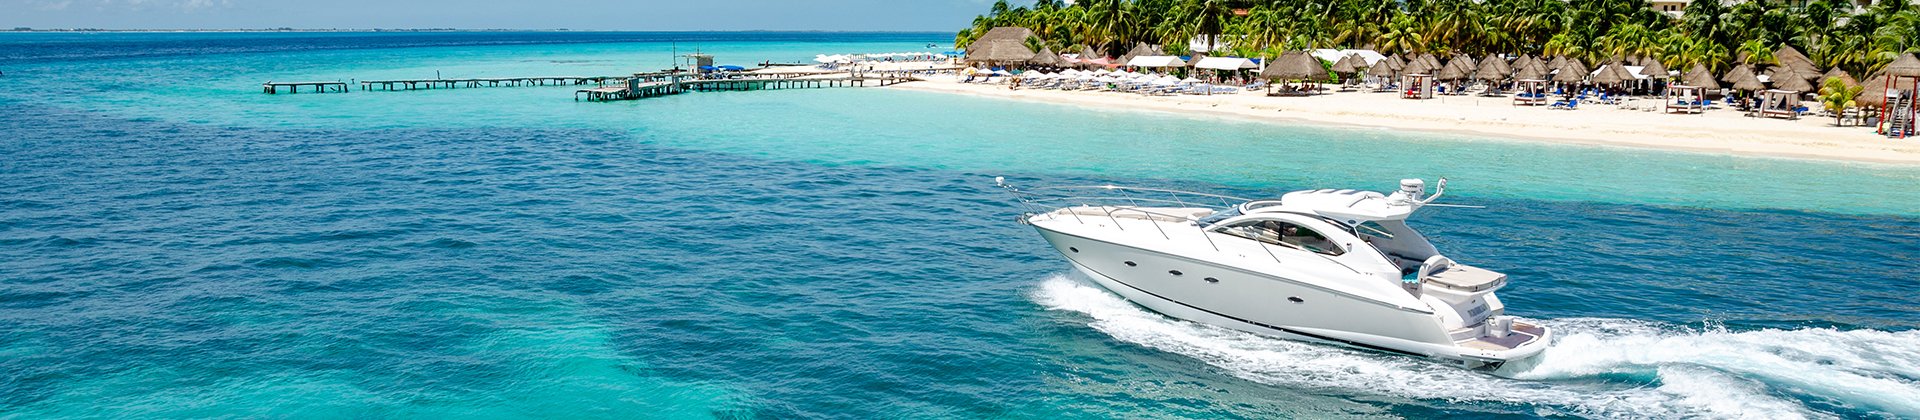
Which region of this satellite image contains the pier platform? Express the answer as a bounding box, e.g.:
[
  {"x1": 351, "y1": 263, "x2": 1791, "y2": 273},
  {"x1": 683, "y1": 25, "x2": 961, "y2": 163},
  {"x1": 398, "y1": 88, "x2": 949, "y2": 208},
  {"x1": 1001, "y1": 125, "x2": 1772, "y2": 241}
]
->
[{"x1": 263, "y1": 81, "x2": 348, "y2": 94}]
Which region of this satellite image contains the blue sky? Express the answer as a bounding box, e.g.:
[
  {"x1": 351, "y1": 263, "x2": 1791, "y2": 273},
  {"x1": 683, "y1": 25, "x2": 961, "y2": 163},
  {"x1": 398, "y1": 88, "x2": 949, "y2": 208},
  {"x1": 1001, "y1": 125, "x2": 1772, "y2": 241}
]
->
[{"x1": 3, "y1": 0, "x2": 999, "y2": 30}]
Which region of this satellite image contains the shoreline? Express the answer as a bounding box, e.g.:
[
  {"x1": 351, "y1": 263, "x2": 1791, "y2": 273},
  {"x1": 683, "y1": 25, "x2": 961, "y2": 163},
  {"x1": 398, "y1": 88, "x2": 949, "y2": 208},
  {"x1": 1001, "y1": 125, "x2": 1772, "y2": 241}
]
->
[{"x1": 889, "y1": 77, "x2": 1920, "y2": 166}]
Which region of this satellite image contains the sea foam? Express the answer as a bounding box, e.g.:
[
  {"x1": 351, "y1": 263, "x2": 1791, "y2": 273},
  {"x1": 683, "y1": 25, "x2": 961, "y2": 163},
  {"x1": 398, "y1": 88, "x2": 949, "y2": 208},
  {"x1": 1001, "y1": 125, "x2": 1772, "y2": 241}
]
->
[{"x1": 1030, "y1": 274, "x2": 1920, "y2": 418}]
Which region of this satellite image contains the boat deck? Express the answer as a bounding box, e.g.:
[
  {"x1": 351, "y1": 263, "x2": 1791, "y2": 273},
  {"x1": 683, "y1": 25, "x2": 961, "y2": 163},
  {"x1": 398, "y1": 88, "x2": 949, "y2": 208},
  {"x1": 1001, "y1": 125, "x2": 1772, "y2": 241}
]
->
[{"x1": 1457, "y1": 321, "x2": 1546, "y2": 351}]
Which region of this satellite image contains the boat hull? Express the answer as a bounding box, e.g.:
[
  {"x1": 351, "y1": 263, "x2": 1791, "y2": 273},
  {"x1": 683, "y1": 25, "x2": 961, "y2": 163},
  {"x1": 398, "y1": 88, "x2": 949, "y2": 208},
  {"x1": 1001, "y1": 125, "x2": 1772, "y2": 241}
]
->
[{"x1": 1035, "y1": 225, "x2": 1547, "y2": 369}]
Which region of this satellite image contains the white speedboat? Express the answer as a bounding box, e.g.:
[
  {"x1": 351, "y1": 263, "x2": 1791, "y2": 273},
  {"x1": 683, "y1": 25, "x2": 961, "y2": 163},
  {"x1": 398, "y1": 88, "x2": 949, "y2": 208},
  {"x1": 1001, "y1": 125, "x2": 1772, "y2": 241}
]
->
[{"x1": 1000, "y1": 178, "x2": 1550, "y2": 369}]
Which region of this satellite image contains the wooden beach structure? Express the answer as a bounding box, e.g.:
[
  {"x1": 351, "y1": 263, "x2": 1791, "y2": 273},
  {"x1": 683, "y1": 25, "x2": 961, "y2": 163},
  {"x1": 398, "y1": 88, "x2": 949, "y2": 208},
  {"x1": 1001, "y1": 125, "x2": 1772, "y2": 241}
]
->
[
  {"x1": 360, "y1": 76, "x2": 626, "y2": 91},
  {"x1": 575, "y1": 71, "x2": 918, "y2": 102},
  {"x1": 263, "y1": 81, "x2": 348, "y2": 94}
]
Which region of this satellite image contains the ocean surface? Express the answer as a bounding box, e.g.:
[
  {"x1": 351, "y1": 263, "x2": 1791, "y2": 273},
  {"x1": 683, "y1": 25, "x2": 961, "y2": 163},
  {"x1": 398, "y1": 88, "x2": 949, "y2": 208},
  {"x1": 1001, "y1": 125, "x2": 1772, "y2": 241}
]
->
[{"x1": 1, "y1": 32, "x2": 1917, "y2": 419}]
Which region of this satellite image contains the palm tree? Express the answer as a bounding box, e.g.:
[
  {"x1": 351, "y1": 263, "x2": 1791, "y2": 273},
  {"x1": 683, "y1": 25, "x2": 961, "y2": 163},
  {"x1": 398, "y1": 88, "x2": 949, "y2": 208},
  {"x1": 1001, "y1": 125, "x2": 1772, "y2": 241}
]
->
[{"x1": 1818, "y1": 77, "x2": 1863, "y2": 126}]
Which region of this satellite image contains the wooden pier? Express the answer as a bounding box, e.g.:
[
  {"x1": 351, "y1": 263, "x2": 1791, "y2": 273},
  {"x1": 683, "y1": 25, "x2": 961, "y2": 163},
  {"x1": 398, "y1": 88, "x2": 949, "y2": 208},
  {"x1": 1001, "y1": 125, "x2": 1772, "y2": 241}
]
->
[
  {"x1": 263, "y1": 81, "x2": 348, "y2": 94},
  {"x1": 575, "y1": 73, "x2": 918, "y2": 102},
  {"x1": 359, "y1": 76, "x2": 625, "y2": 92}
]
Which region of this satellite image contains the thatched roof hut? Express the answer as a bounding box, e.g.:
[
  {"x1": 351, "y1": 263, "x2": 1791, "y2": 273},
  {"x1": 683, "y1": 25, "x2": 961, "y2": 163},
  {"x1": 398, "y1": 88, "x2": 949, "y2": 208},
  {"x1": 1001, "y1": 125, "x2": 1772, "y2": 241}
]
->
[
  {"x1": 1330, "y1": 54, "x2": 1360, "y2": 74},
  {"x1": 1079, "y1": 45, "x2": 1103, "y2": 60},
  {"x1": 1592, "y1": 62, "x2": 1630, "y2": 85},
  {"x1": 1858, "y1": 71, "x2": 1890, "y2": 106},
  {"x1": 1511, "y1": 55, "x2": 1535, "y2": 72},
  {"x1": 1435, "y1": 59, "x2": 1470, "y2": 80},
  {"x1": 1552, "y1": 58, "x2": 1589, "y2": 83},
  {"x1": 1117, "y1": 42, "x2": 1156, "y2": 65},
  {"x1": 1725, "y1": 64, "x2": 1765, "y2": 91},
  {"x1": 1769, "y1": 66, "x2": 1815, "y2": 93},
  {"x1": 1640, "y1": 59, "x2": 1668, "y2": 79},
  {"x1": 1773, "y1": 45, "x2": 1822, "y2": 78},
  {"x1": 1822, "y1": 68, "x2": 1858, "y2": 88},
  {"x1": 1546, "y1": 56, "x2": 1568, "y2": 72},
  {"x1": 1420, "y1": 53, "x2": 1443, "y2": 70},
  {"x1": 1475, "y1": 56, "x2": 1512, "y2": 81},
  {"x1": 1261, "y1": 51, "x2": 1329, "y2": 81},
  {"x1": 1028, "y1": 47, "x2": 1066, "y2": 67},
  {"x1": 1885, "y1": 53, "x2": 1920, "y2": 77},
  {"x1": 1383, "y1": 54, "x2": 1405, "y2": 71},
  {"x1": 965, "y1": 27, "x2": 1037, "y2": 64},
  {"x1": 1682, "y1": 63, "x2": 1719, "y2": 88},
  {"x1": 1514, "y1": 62, "x2": 1549, "y2": 80}
]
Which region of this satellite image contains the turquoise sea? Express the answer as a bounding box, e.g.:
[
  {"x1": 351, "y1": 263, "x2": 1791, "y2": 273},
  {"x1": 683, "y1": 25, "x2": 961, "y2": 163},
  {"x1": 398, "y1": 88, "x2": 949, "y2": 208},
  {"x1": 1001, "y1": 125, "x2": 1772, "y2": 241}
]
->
[{"x1": 2, "y1": 32, "x2": 1917, "y2": 418}]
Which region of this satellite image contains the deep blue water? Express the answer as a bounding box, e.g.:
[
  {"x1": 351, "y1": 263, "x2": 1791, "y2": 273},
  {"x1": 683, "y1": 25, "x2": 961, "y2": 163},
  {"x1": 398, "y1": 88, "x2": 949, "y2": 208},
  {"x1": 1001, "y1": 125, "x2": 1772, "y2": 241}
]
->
[{"x1": 2, "y1": 32, "x2": 1918, "y2": 418}]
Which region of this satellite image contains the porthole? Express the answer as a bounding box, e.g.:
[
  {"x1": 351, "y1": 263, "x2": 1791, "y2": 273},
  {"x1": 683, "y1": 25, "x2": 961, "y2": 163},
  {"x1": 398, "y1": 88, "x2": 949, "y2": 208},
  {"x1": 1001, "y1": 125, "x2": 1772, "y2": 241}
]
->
[
  {"x1": 1203, "y1": 277, "x2": 1220, "y2": 283},
  {"x1": 1287, "y1": 297, "x2": 1305, "y2": 303},
  {"x1": 1168, "y1": 270, "x2": 1183, "y2": 276},
  {"x1": 1123, "y1": 261, "x2": 1137, "y2": 267},
  {"x1": 1068, "y1": 247, "x2": 1079, "y2": 253}
]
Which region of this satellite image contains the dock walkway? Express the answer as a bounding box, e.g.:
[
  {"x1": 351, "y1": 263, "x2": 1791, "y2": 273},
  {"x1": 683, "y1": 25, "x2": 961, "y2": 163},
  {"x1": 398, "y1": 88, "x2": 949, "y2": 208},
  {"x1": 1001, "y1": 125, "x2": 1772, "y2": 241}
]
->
[
  {"x1": 263, "y1": 81, "x2": 348, "y2": 94},
  {"x1": 360, "y1": 76, "x2": 625, "y2": 91}
]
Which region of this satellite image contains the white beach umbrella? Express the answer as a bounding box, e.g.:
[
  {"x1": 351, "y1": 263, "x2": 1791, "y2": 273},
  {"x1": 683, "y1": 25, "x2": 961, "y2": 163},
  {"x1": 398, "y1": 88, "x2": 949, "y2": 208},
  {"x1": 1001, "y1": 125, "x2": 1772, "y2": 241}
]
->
[
  {"x1": 1062, "y1": 69, "x2": 1081, "y2": 76},
  {"x1": 1181, "y1": 77, "x2": 1202, "y2": 84},
  {"x1": 1153, "y1": 75, "x2": 1181, "y2": 85},
  {"x1": 1094, "y1": 69, "x2": 1112, "y2": 75}
]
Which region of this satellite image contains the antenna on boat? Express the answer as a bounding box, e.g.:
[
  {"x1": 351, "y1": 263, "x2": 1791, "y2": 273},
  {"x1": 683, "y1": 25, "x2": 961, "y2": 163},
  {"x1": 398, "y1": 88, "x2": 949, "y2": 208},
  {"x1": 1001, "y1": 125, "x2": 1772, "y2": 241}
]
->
[{"x1": 1397, "y1": 178, "x2": 1486, "y2": 209}]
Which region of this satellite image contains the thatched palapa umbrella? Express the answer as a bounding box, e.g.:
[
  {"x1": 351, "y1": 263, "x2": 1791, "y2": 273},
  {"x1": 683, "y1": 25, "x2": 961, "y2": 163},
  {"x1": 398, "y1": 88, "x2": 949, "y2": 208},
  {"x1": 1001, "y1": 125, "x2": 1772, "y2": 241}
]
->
[
  {"x1": 1640, "y1": 59, "x2": 1668, "y2": 79},
  {"x1": 1591, "y1": 62, "x2": 1629, "y2": 85},
  {"x1": 1552, "y1": 58, "x2": 1589, "y2": 83},
  {"x1": 1510, "y1": 55, "x2": 1535, "y2": 73},
  {"x1": 1821, "y1": 68, "x2": 1858, "y2": 88},
  {"x1": 1857, "y1": 71, "x2": 1890, "y2": 106},
  {"x1": 1513, "y1": 61, "x2": 1548, "y2": 80},
  {"x1": 1768, "y1": 66, "x2": 1815, "y2": 93},
  {"x1": 1546, "y1": 56, "x2": 1568, "y2": 72},
  {"x1": 1330, "y1": 54, "x2": 1360, "y2": 74},
  {"x1": 1028, "y1": 46, "x2": 1062, "y2": 67},
  {"x1": 1886, "y1": 53, "x2": 1920, "y2": 77},
  {"x1": 1435, "y1": 58, "x2": 1470, "y2": 80},
  {"x1": 1773, "y1": 45, "x2": 1822, "y2": 79},
  {"x1": 1726, "y1": 64, "x2": 1765, "y2": 91},
  {"x1": 1475, "y1": 56, "x2": 1512, "y2": 81},
  {"x1": 1261, "y1": 51, "x2": 1330, "y2": 84},
  {"x1": 1682, "y1": 63, "x2": 1719, "y2": 88}
]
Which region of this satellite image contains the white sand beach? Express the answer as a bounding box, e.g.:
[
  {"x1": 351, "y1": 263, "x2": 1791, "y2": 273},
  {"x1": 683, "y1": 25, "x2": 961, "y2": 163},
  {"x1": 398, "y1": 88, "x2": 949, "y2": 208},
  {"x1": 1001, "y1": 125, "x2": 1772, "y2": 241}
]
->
[{"x1": 889, "y1": 75, "x2": 1920, "y2": 165}]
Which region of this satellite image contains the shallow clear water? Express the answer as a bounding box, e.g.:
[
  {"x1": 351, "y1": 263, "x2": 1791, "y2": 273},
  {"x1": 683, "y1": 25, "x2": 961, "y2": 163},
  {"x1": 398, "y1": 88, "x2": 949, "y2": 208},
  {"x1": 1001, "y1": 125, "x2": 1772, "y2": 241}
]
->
[{"x1": 2, "y1": 32, "x2": 1917, "y2": 418}]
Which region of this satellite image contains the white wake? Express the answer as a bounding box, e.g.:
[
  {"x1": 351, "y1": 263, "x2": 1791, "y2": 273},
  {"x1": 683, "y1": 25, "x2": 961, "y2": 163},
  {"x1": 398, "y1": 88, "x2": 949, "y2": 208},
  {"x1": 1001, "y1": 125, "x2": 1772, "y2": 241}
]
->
[{"x1": 1030, "y1": 274, "x2": 1920, "y2": 419}]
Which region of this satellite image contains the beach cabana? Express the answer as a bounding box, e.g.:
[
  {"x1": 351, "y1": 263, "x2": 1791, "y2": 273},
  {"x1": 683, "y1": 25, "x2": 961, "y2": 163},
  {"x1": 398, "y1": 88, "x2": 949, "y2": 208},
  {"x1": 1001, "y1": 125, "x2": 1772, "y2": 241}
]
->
[
  {"x1": 1260, "y1": 51, "x2": 1330, "y2": 96},
  {"x1": 1758, "y1": 89, "x2": 1802, "y2": 119},
  {"x1": 1665, "y1": 85, "x2": 1705, "y2": 114},
  {"x1": 1514, "y1": 79, "x2": 1548, "y2": 106},
  {"x1": 1402, "y1": 74, "x2": 1434, "y2": 99},
  {"x1": 1194, "y1": 56, "x2": 1255, "y2": 71}
]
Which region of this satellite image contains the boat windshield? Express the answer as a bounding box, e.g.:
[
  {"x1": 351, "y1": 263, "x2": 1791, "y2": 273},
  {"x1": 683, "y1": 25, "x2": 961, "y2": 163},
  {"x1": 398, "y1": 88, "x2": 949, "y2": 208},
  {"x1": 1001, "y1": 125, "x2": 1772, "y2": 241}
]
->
[{"x1": 1195, "y1": 205, "x2": 1242, "y2": 226}]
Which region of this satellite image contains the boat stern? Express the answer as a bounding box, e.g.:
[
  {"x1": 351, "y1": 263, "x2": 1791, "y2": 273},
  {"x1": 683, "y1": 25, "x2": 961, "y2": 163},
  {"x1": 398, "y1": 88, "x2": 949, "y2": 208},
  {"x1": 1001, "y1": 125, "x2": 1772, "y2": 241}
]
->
[{"x1": 1450, "y1": 318, "x2": 1552, "y2": 370}]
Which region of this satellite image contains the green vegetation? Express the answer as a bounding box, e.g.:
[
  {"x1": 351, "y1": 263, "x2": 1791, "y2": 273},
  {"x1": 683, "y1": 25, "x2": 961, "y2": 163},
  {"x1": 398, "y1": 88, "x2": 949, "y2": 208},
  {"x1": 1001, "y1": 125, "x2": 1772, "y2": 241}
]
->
[{"x1": 956, "y1": 0, "x2": 1920, "y2": 76}]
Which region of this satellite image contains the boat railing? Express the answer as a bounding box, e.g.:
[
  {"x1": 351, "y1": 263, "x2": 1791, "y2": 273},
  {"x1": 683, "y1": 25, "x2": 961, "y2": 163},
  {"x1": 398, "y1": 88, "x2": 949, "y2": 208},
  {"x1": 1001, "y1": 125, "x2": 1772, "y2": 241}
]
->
[
  {"x1": 997, "y1": 178, "x2": 1370, "y2": 270},
  {"x1": 995, "y1": 178, "x2": 1266, "y2": 255}
]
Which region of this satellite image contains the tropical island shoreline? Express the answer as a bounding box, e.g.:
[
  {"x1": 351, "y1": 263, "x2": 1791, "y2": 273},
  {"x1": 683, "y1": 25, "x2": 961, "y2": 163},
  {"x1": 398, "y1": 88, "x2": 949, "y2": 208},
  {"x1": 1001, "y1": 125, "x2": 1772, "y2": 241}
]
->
[{"x1": 887, "y1": 76, "x2": 1920, "y2": 165}]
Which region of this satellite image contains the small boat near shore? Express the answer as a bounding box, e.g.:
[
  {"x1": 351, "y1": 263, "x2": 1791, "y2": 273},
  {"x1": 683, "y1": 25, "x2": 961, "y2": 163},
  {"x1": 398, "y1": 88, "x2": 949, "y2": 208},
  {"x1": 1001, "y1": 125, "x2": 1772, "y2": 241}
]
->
[{"x1": 999, "y1": 177, "x2": 1551, "y2": 369}]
